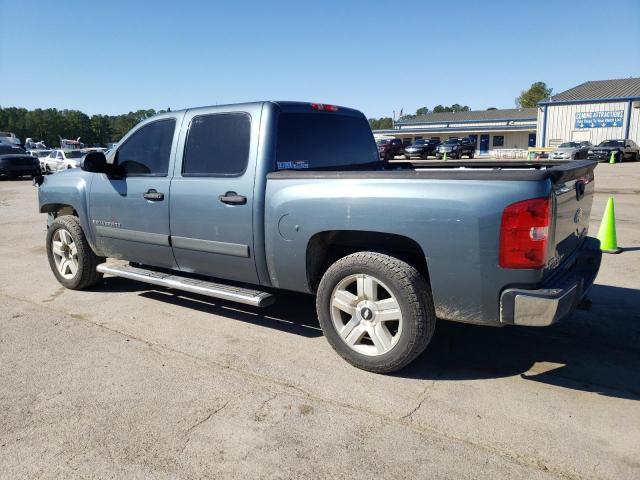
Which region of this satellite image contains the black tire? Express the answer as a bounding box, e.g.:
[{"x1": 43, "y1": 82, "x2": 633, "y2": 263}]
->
[
  {"x1": 404, "y1": 155, "x2": 410, "y2": 160},
  {"x1": 46, "y1": 215, "x2": 105, "y2": 290},
  {"x1": 316, "y1": 252, "x2": 436, "y2": 373},
  {"x1": 468, "y1": 152, "x2": 474, "y2": 159}
]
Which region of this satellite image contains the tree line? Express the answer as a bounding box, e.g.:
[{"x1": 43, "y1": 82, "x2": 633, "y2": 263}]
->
[
  {"x1": 0, "y1": 106, "x2": 169, "y2": 148},
  {"x1": 368, "y1": 103, "x2": 471, "y2": 130}
]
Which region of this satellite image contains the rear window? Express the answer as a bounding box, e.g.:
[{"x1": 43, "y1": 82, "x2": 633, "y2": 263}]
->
[{"x1": 276, "y1": 113, "x2": 378, "y2": 170}]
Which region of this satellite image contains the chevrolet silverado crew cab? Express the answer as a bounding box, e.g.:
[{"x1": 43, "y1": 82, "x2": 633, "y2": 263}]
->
[{"x1": 36, "y1": 101, "x2": 601, "y2": 373}]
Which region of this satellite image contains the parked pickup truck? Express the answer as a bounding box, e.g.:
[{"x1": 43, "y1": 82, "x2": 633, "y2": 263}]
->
[
  {"x1": 36, "y1": 101, "x2": 601, "y2": 373},
  {"x1": 376, "y1": 138, "x2": 404, "y2": 161}
]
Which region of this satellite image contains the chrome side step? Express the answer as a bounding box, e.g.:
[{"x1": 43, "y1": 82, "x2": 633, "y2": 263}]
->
[{"x1": 97, "y1": 263, "x2": 275, "y2": 307}]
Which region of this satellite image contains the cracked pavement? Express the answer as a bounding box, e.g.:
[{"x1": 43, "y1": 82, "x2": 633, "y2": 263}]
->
[{"x1": 1, "y1": 163, "x2": 639, "y2": 479}]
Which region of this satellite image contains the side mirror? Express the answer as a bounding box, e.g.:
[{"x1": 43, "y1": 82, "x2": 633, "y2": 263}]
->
[{"x1": 81, "y1": 151, "x2": 108, "y2": 173}]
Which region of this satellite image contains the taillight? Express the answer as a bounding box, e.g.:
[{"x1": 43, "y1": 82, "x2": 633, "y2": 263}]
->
[
  {"x1": 499, "y1": 197, "x2": 551, "y2": 269},
  {"x1": 310, "y1": 103, "x2": 339, "y2": 112}
]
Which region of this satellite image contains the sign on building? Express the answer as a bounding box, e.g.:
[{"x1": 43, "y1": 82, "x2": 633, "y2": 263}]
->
[{"x1": 574, "y1": 110, "x2": 624, "y2": 129}]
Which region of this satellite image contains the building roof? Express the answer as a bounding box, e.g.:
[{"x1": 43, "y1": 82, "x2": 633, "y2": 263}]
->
[
  {"x1": 547, "y1": 77, "x2": 640, "y2": 102},
  {"x1": 397, "y1": 107, "x2": 537, "y2": 125}
]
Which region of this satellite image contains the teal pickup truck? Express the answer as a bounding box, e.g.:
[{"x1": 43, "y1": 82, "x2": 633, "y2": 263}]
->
[{"x1": 36, "y1": 101, "x2": 601, "y2": 373}]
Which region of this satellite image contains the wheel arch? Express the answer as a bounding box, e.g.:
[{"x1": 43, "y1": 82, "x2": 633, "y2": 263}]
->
[
  {"x1": 40, "y1": 203, "x2": 78, "y2": 217},
  {"x1": 306, "y1": 230, "x2": 430, "y2": 293}
]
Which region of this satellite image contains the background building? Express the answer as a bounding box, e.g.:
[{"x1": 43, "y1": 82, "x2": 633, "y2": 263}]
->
[
  {"x1": 373, "y1": 77, "x2": 640, "y2": 157},
  {"x1": 374, "y1": 108, "x2": 537, "y2": 156},
  {"x1": 537, "y1": 77, "x2": 640, "y2": 147}
]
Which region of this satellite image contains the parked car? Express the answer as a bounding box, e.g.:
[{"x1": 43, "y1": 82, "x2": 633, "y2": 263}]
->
[
  {"x1": 435, "y1": 137, "x2": 475, "y2": 159},
  {"x1": 82, "y1": 147, "x2": 108, "y2": 154},
  {"x1": 25, "y1": 138, "x2": 48, "y2": 150},
  {"x1": 550, "y1": 141, "x2": 592, "y2": 160},
  {"x1": 587, "y1": 139, "x2": 639, "y2": 162},
  {"x1": 36, "y1": 101, "x2": 601, "y2": 373},
  {"x1": 404, "y1": 138, "x2": 440, "y2": 159},
  {"x1": 376, "y1": 138, "x2": 404, "y2": 161},
  {"x1": 28, "y1": 149, "x2": 53, "y2": 171},
  {"x1": 0, "y1": 144, "x2": 41, "y2": 179},
  {"x1": 0, "y1": 131, "x2": 22, "y2": 146},
  {"x1": 42, "y1": 149, "x2": 85, "y2": 173}
]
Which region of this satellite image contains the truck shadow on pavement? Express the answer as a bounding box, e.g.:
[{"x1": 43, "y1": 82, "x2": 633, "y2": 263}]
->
[
  {"x1": 400, "y1": 283, "x2": 640, "y2": 401},
  {"x1": 100, "y1": 278, "x2": 639, "y2": 401}
]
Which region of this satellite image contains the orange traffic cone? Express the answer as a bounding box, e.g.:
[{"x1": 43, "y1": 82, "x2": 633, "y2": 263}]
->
[{"x1": 597, "y1": 197, "x2": 621, "y2": 253}]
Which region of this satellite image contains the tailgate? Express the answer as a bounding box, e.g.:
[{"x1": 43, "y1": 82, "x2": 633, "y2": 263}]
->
[{"x1": 548, "y1": 160, "x2": 597, "y2": 270}]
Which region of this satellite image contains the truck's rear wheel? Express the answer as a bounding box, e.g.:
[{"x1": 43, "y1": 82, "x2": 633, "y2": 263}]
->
[
  {"x1": 316, "y1": 252, "x2": 435, "y2": 373},
  {"x1": 46, "y1": 216, "x2": 105, "y2": 290}
]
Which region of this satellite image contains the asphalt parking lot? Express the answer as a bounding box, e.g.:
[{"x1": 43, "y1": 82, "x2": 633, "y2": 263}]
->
[{"x1": 1, "y1": 163, "x2": 639, "y2": 480}]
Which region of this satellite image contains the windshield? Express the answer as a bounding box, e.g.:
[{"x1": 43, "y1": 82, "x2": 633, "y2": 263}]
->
[
  {"x1": 558, "y1": 142, "x2": 579, "y2": 148},
  {"x1": 412, "y1": 139, "x2": 425, "y2": 145},
  {"x1": 277, "y1": 113, "x2": 379, "y2": 170},
  {"x1": 598, "y1": 140, "x2": 624, "y2": 147},
  {"x1": 0, "y1": 145, "x2": 25, "y2": 154},
  {"x1": 376, "y1": 139, "x2": 390, "y2": 145},
  {"x1": 65, "y1": 150, "x2": 84, "y2": 159},
  {"x1": 443, "y1": 139, "x2": 460, "y2": 145}
]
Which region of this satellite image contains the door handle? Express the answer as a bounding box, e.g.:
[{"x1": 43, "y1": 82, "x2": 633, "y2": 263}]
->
[
  {"x1": 143, "y1": 189, "x2": 164, "y2": 201},
  {"x1": 218, "y1": 191, "x2": 247, "y2": 205}
]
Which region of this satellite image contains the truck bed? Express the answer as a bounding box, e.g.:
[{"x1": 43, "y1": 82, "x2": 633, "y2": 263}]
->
[{"x1": 267, "y1": 160, "x2": 597, "y2": 183}]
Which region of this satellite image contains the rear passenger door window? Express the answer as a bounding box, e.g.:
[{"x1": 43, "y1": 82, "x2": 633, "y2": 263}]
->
[
  {"x1": 182, "y1": 113, "x2": 251, "y2": 176},
  {"x1": 116, "y1": 119, "x2": 176, "y2": 176}
]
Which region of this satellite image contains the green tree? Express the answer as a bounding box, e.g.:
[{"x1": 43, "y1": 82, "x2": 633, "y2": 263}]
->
[
  {"x1": 90, "y1": 115, "x2": 113, "y2": 146},
  {"x1": 415, "y1": 106, "x2": 430, "y2": 116},
  {"x1": 368, "y1": 117, "x2": 393, "y2": 130},
  {"x1": 0, "y1": 106, "x2": 164, "y2": 147},
  {"x1": 516, "y1": 82, "x2": 552, "y2": 108},
  {"x1": 432, "y1": 104, "x2": 471, "y2": 113}
]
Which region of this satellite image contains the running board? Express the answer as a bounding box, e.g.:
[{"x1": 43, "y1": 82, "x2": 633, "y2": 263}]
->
[{"x1": 96, "y1": 263, "x2": 275, "y2": 307}]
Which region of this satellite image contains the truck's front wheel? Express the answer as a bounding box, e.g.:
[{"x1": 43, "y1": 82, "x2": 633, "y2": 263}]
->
[
  {"x1": 46, "y1": 216, "x2": 105, "y2": 290},
  {"x1": 316, "y1": 252, "x2": 435, "y2": 373}
]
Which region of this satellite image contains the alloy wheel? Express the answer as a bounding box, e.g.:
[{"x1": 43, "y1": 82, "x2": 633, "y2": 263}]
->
[
  {"x1": 51, "y1": 228, "x2": 78, "y2": 279},
  {"x1": 330, "y1": 274, "x2": 403, "y2": 356}
]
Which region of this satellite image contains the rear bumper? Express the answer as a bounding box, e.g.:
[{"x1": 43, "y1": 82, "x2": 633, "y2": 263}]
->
[{"x1": 500, "y1": 237, "x2": 601, "y2": 326}]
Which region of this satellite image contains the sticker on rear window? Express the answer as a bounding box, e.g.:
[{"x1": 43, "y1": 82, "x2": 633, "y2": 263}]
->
[{"x1": 277, "y1": 161, "x2": 309, "y2": 170}]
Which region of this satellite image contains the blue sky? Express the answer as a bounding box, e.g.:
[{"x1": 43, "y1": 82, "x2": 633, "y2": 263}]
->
[{"x1": 1, "y1": 0, "x2": 639, "y2": 118}]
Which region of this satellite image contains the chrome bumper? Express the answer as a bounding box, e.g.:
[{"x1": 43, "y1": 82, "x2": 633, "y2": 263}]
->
[{"x1": 500, "y1": 237, "x2": 601, "y2": 327}]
